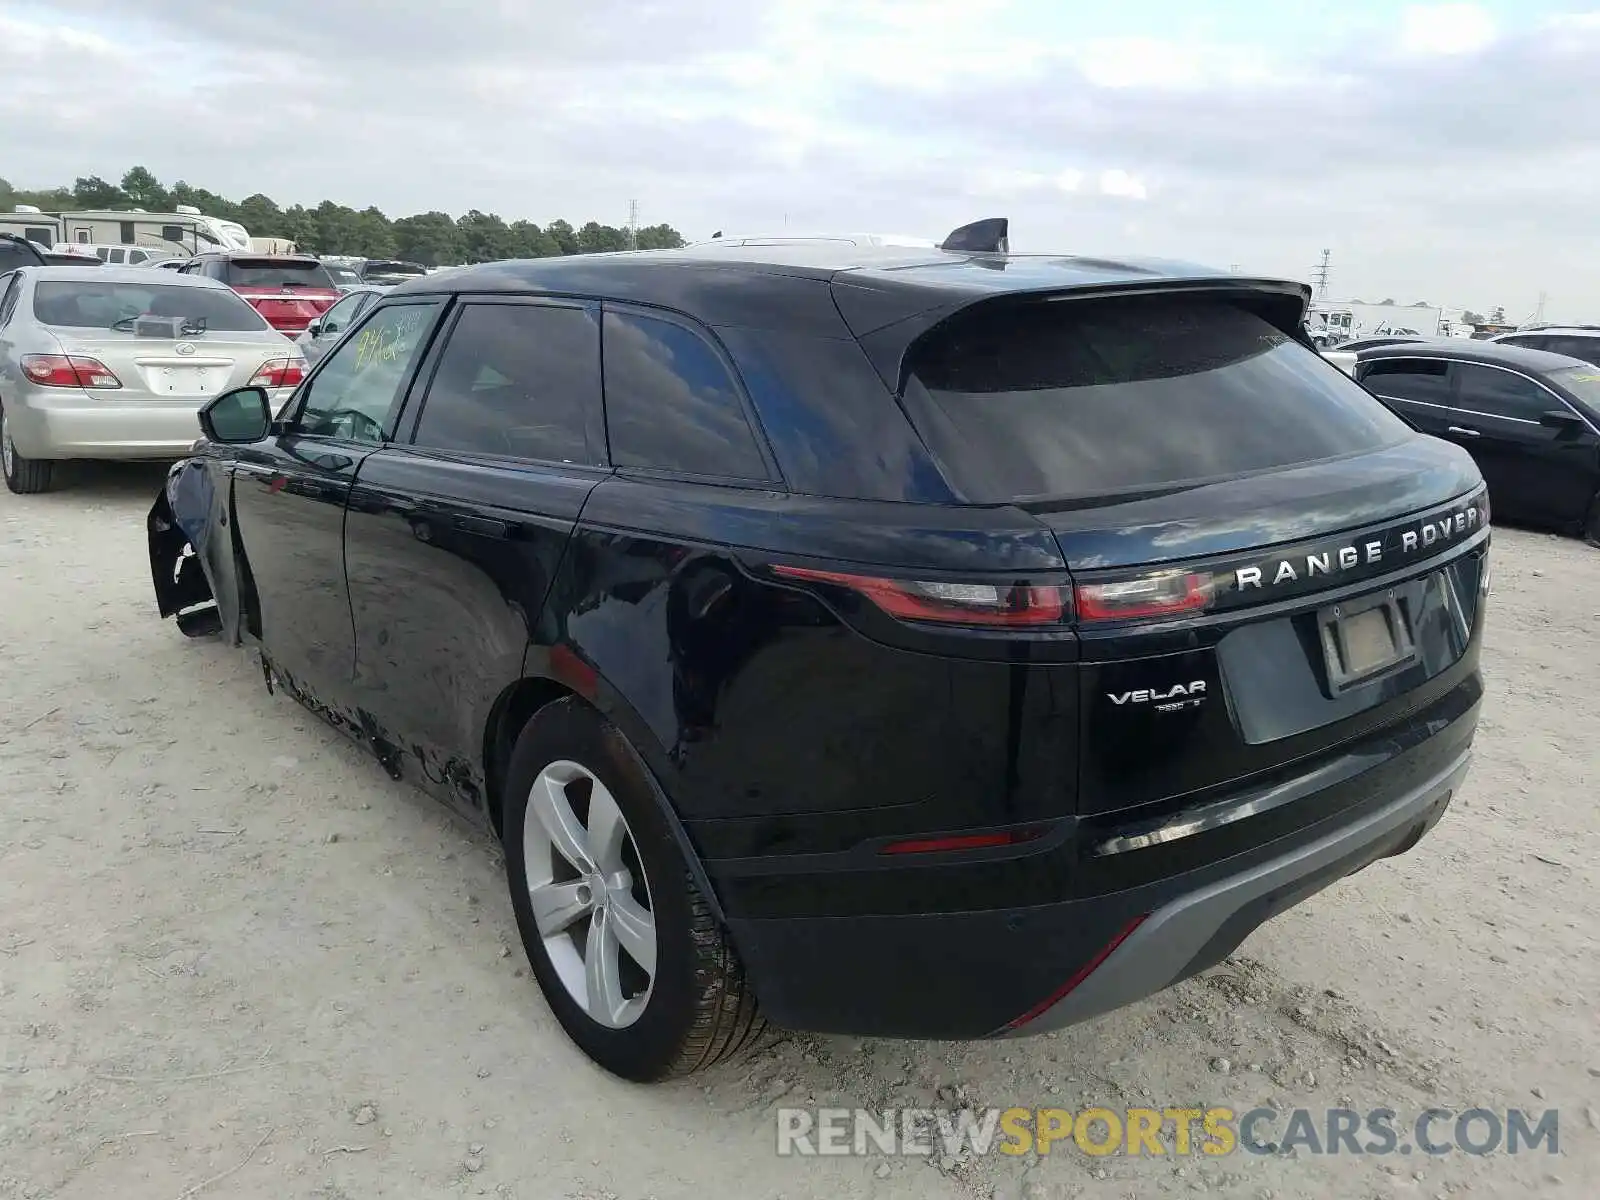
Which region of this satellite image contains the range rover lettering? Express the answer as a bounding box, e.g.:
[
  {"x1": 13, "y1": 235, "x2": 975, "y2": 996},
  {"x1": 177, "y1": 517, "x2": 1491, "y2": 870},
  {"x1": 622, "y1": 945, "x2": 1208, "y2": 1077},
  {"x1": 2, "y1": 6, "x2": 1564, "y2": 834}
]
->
[{"x1": 147, "y1": 221, "x2": 1489, "y2": 1082}]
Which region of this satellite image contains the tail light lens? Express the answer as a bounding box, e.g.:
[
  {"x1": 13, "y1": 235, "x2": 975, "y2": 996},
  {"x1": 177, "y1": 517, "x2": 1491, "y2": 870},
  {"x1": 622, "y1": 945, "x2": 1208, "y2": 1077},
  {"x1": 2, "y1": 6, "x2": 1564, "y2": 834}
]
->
[
  {"x1": 250, "y1": 358, "x2": 307, "y2": 388},
  {"x1": 1075, "y1": 571, "x2": 1213, "y2": 623},
  {"x1": 770, "y1": 564, "x2": 1069, "y2": 627},
  {"x1": 21, "y1": 354, "x2": 121, "y2": 390}
]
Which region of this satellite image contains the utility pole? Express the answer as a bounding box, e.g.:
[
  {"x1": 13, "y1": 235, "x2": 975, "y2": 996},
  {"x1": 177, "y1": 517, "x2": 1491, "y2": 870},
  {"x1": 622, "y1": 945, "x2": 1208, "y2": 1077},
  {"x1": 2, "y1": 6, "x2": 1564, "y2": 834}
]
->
[
  {"x1": 627, "y1": 199, "x2": 639, "y2": 251},
  {"x1": 1311, "y1": 249, "x2": 1331, "y2": 299},
  {"x1": 1535, "y1": 290, "x2": 1547, "y2": 324}
]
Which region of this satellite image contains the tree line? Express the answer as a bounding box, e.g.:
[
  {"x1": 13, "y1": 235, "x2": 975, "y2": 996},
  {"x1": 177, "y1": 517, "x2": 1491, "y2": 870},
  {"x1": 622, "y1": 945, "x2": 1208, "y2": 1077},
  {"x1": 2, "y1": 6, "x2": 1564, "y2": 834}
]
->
[{"x1": 0, "y1": 166, "x2": 686, "y2": 266}]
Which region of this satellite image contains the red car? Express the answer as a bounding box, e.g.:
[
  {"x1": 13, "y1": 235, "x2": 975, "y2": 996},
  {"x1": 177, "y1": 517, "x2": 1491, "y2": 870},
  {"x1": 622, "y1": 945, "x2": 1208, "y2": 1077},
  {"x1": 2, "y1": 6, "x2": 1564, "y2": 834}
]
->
[{"x1": 180, "y1": 253, "x2": 341, "y2": 335}]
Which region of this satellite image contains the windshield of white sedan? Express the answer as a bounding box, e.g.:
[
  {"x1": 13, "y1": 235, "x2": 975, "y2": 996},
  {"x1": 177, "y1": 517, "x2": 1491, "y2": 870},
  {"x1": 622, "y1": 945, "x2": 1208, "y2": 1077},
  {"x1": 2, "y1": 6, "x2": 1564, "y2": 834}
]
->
[{"x1": 34, "y1": 281, "x2": 270, "y2": 331}]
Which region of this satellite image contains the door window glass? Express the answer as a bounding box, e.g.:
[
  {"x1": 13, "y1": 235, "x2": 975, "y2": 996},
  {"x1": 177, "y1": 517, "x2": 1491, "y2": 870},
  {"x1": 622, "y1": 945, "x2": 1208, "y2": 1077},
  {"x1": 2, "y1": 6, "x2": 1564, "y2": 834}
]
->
[
  {"x1": 1360, "y1": 358, "x2": 1451, "y2": 406},
  {"x1": 317, "y1": 292, "x2": 366, "y2": 339},
  {"x1": 1454, "y1": 364, "x2": 1552, "y2": 422},
  {"x1": 292, "y1": 302, "x2": 440, "y2": 443},
  {"x1": 412, "y1": 302, "x2": 598, "y2": 462}
]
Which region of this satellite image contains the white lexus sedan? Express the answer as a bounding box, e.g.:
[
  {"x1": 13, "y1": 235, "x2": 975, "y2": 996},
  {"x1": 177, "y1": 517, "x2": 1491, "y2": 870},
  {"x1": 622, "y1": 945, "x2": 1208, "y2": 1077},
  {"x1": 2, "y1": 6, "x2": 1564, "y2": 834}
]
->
[{"x1": 0, "y1": 266, "x2": 303, "y2": 493}]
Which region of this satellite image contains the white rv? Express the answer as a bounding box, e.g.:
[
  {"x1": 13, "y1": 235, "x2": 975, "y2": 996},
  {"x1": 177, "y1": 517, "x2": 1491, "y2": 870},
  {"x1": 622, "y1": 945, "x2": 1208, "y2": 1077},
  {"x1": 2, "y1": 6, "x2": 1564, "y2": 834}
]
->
[
  {"x1": 53, "y1": 204, "x2": 252, "y2": 256},
  {"x1": 0, "y1": 206, "x2": 63, "y2": 247}
]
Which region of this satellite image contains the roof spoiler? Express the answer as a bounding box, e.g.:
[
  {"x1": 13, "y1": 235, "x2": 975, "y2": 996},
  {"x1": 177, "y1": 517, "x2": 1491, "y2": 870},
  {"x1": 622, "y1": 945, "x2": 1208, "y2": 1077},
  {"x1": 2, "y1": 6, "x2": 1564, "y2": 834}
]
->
[{"x1": 939, "y1": 217, "x2": 1009, "y2": 254}]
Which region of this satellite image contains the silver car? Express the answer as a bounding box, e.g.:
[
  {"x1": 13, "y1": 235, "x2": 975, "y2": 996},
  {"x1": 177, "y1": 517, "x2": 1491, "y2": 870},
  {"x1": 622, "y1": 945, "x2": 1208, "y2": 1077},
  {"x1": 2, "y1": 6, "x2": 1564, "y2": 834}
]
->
[
  {"x1": 293, "y1": 284, "x2": 390, "y2": 366},
  {"x1": 0, "y1": 266, "x2": 302, "y2": 493}
]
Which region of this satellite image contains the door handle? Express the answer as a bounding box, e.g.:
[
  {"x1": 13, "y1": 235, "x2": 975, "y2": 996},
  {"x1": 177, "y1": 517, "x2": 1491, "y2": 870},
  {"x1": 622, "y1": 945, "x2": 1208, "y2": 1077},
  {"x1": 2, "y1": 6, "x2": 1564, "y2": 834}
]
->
[
  {"x1": 454, "y1": 514, "x2": 512, "y2": 538},
  {"x1": 1446, "y1": 426, "x2": 1482, "y2": 438}
]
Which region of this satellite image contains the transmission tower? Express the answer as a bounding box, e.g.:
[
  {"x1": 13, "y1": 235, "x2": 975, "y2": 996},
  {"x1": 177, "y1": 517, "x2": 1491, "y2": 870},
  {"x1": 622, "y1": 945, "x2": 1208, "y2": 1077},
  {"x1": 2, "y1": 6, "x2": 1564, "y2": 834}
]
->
[
  {"x1": 627, "y1": 199, "x2": 639, "y2": 251},
  {"x1": 1311, "y1": 249, "x2": 1331, "y2": 298}
]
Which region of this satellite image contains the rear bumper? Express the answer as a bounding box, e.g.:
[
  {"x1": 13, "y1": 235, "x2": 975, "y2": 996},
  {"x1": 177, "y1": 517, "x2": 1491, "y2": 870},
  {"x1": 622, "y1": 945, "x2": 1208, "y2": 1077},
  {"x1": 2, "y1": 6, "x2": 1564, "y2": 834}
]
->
[
  {"x1": 721, "y1": 691, "x2": 1477, "y2": 1040},
  {"x1": 6, "y1": 389, "x2": 291, "y2": 460},
  {"x1": 1004, "y1": 745, "x2": 1467, "y2": 1035}
]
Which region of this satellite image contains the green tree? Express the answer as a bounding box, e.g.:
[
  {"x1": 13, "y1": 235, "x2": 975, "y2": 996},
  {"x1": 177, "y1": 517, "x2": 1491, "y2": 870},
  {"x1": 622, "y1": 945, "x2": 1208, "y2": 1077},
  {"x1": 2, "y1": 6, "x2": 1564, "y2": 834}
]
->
[
  {"x1": 1461, "y1": 310, "x2": 1485, "y2": 324},
  {"x1": 351, "y1": 207, "x2": 397, "y2": 258},
  {"x1": 636, "y1": 223, "x2": 685, "y2": 250},
  {"x1": 120, "y1": 166, "x2": 169, "y2": 210},
  {"x1": 72, "y1": 175, "x2": 125, "y2": 207},
  {"x1": 392, "y1": 211, "x2": 464, "y2": 266},
  {"x1": 545, "y1": 219, "x2": 579, "y2": 255},
  {"x1": 1489, "y1": 306, "x2": 1506, "y2": 324},
  {"x1": 576, "y1": 221, "x2": 629, "y2": 253},
  {"x1": 456, "y1": 209, "x2": 516, "y2": 262},
  {"x1": 509, "y1": 220, "x2": 559, "y2": 258}
]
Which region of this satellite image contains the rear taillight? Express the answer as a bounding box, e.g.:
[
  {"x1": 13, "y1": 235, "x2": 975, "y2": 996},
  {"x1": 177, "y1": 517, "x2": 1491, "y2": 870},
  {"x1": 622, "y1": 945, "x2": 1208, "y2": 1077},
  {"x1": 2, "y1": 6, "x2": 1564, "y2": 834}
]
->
[
  {"x1": 1075, "y1": 571, "x2": 1213, "y2": 623},
  {"x1": 250, "y1": 358, "x2": 306, "y2": 388},
  {"x1": 21, "y1": 354, "x2": 121, "y2": 389},
  {"x1": 770, "y1": 564, "x2": 1070, "y2": 627}
]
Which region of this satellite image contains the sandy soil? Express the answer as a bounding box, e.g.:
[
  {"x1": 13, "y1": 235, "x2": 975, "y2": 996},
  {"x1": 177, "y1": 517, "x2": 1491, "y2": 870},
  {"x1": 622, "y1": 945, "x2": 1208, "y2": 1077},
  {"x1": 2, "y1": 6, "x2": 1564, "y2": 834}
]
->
[{"x1": 1, "y1": 463, "x2": 1595, "y2": 1200}]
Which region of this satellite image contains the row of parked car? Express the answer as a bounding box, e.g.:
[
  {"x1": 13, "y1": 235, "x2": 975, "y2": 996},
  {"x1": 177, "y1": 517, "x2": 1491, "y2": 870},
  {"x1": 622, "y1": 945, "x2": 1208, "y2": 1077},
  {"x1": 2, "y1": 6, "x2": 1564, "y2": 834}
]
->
[{"x1": 0, "y1": 233, "x2": 399, "y2": 492}]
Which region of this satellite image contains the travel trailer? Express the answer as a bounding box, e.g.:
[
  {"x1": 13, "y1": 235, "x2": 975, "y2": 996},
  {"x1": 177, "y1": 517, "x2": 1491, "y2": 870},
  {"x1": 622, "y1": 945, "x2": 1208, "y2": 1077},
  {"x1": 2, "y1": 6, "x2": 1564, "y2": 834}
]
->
[
  {"x1": 0, "y1": 206, "x2": 63, "y2": 247},
  {"x1": 53, "y1": 205, "x2": 251, "y2": 256}
]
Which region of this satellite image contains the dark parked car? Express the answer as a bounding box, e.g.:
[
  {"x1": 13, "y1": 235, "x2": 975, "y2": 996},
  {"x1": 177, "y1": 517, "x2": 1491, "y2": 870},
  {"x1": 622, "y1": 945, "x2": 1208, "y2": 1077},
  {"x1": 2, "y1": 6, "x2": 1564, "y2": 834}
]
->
[
  {"x1": 0, "y1": 233, "x2": 48, "y2": 272},
  {"x1": 1355, "y1": 341, "x2": 1600, "y2": 541},
  {"x1": 147, "y1": 229, "x2": 1489, "y2": 1082}
]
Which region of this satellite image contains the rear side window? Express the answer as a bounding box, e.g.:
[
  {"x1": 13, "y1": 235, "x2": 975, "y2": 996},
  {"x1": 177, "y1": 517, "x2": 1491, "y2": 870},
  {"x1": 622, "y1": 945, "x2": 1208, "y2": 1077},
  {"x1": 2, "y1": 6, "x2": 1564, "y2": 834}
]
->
[
  {"x1": 1362, "y1": 358, "x2": 1451, "y2": 405},
  {"x1": 223, "y1": 258, "x2": 336, "y2": 289},
  {"x1": 901, "y1": 297, "x2": 1412, "y2": 500},
  {"x1": 33, "y1": 281, "x2": 269, "y2": 331},
  {"x1": 602, "y1": 311, "x2": 768, "y2": 480},
  {"x1": 413, "y1": 302, "x2": 598, "y2": 463},
  {"x1": 1543, "y1": 336, "x2": 1600, "y2": 365}
]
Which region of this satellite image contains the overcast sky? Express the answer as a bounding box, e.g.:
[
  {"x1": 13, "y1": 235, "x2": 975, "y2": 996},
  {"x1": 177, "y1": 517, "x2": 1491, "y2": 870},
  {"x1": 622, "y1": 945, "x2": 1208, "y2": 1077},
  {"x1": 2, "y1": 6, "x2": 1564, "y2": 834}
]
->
[{"x1": 4, "y1": 1, "x2": 1598, "y2": 320}]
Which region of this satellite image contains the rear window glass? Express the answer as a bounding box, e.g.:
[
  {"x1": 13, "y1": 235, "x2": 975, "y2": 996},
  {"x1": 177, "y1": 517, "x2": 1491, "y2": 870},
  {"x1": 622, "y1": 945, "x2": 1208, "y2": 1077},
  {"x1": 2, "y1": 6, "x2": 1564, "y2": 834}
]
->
[
  {"x1": 34, "y1": 281, "x2": 269, "y2": 331},
  {"x1": 223, "y1": 258, "x2": 336, "y2": 289},
  {"x1": 901, "y1": 297, "x2": 1412, "y2": 500}
]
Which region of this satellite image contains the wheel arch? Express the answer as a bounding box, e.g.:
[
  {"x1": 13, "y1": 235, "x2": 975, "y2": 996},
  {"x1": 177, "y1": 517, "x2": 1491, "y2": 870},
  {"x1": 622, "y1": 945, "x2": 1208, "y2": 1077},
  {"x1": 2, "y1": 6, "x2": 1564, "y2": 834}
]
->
[{"x1": 483, "y1": 667, "x2": 730, "y2": 926}]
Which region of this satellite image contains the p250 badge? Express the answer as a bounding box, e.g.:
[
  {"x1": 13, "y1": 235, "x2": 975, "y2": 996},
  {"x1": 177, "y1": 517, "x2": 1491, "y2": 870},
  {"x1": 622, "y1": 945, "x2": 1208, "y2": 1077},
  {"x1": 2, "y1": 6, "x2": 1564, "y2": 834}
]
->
[{"x1": 1107, "y1": 680, "x2": 1207, "y2": 713}]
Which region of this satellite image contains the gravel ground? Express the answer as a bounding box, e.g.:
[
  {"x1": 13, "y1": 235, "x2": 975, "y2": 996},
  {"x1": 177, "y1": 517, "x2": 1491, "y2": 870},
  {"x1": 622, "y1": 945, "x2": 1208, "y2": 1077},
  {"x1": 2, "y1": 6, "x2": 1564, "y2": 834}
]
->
[{"x1": 1, "y1": 463, "x2": 1595, "y2": 1200}]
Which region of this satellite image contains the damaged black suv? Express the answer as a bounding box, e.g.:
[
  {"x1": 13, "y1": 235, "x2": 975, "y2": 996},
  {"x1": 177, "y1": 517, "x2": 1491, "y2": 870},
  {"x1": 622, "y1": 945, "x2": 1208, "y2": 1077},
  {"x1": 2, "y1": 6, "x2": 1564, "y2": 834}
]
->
[{"x1": 148, "y1": 221, "x2": 1489, "y2": 1082}]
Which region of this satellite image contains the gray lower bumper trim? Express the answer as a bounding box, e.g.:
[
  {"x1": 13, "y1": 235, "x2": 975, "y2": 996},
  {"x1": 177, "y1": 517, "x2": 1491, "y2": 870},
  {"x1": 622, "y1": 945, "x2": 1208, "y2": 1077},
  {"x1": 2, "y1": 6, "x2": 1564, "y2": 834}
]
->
[{"x1": 1005, "y1": 747, "x2": 1471, "y2": 1035}]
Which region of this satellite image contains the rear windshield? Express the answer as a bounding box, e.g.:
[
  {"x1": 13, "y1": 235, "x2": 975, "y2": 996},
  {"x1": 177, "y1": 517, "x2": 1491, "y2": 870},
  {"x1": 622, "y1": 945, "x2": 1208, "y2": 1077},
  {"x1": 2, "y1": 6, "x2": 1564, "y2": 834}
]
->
[
  {"x1": 223, "y1": 258, "x2": 336, "y2": 289},
  {"x1": 325, "y1": 265, "x2": 361, "y2": 285},
  {"x1": 901, "y1": 296, "x2": 1413, "y2": 501},
  {"x1": 34, "y1": 281, "x2": 269, "y2": 331}
]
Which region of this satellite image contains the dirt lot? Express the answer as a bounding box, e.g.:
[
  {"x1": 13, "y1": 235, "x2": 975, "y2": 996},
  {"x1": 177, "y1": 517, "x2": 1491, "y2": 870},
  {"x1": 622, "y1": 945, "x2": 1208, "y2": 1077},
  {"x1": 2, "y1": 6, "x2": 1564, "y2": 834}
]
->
[{"x1": 1, "y1": 464, "x2": 1595, "y2": 1200}]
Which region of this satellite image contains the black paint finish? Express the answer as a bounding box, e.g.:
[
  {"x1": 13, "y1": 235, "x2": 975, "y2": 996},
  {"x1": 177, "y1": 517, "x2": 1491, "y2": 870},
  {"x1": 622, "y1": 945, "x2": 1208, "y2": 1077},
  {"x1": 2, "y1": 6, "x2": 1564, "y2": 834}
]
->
[{"x1": 150, "y1": 246, "x2": 1489, "y2": 1040}]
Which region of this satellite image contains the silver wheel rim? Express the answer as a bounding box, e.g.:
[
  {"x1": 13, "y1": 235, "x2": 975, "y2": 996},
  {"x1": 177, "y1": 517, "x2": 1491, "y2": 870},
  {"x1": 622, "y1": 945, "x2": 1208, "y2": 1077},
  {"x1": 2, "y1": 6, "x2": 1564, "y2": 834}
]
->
[
  {"x1": 0, "y1": 407, "x2": 13, "y2": 477},
  {"x1": 522, "y1": 760, "x2": 656, "y2": 1029}
]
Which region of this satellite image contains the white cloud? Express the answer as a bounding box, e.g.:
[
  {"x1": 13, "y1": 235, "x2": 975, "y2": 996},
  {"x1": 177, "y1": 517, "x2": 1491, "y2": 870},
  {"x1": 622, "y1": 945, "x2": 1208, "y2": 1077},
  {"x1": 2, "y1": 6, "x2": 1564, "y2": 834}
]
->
[
  {"x1": 1098, "y1": 170, "x2": 1149, "y2": 201},
  {"x1": 3, "y1": 2, "x2": 1599, "y2": 318},
  {"x1": 1399, "y1": 4, "x2": 1498, "y2": 56}
]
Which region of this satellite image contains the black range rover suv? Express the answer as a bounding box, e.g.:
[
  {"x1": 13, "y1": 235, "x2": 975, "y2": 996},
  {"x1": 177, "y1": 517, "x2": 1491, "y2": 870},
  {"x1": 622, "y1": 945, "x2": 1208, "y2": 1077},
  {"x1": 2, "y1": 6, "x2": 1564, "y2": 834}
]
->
[{"x1": 148, "y1": 224, "x2": 1489, "y2": 1081}]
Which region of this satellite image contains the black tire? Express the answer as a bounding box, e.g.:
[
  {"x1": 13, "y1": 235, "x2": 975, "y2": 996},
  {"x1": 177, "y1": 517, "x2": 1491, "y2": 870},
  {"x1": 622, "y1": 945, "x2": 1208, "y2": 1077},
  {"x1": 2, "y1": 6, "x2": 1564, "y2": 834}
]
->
[
  {"x1": 502, "y1": 697, "x2": 766, "y2": 1081},
  {"x1": 1585, "y1": 492, "x2": 1600, "y2": 548},
  {"x1": 0, "y1": 400, "x2": 55, "y2": 495}
]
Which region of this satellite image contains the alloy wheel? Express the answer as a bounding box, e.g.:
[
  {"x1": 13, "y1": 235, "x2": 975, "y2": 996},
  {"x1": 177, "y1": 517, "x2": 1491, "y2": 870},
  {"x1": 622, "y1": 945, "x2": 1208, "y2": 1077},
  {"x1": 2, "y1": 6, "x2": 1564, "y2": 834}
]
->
[
  {"x1": 0, "y1": 407, "x2": 13, "y2": 478},
  {"x1": 522, "y1": 760, "x2": 657, "y2": 1028}
]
